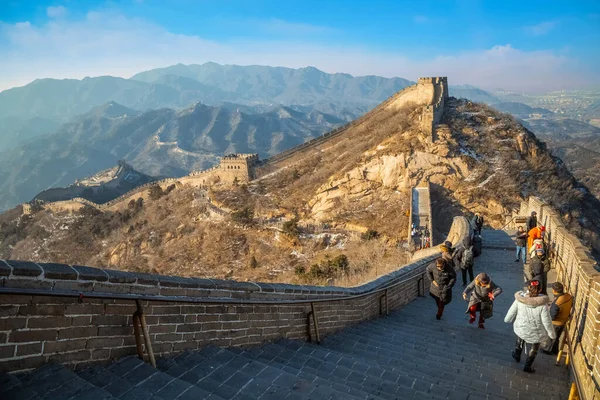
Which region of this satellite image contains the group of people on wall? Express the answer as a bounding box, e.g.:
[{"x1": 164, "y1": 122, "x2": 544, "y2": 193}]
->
[{"x1": 426, "y1": 211, "x2": 572, "y2": 374}]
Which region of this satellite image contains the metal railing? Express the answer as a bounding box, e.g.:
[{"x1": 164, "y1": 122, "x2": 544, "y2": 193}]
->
[{"x1": 0, "y1": 268, "x2": 429, "y2": 364}]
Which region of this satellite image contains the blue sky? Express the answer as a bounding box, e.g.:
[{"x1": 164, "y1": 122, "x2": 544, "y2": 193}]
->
[{"x1": 1, "y1": 0, "x2": 599, "y2": 92}]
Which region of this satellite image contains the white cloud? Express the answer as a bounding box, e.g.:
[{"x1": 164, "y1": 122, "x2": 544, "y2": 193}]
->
[
  {"x1": 46, "y1": 6, "x2": 67, "y2": 19},
  {"x1": 524, "y1": 21, "x2": 558, "y2": 36},
  {"x1": 0, "y1": 11, "x2": 594, "y2": 93}
]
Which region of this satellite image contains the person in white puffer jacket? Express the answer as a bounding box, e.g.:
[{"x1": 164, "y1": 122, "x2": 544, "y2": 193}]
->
[{"x1": 504, "y1": 280, "x2": 556, "y2": 373}]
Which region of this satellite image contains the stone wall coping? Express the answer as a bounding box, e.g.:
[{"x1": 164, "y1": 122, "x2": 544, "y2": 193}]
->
[{"x1": 0, "y1": 255, "x2": 438, "y2": 302}]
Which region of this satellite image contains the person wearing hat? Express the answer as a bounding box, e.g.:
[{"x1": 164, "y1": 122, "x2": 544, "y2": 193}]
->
[
  {"x1": 504, "y1": 280, "x2": 555, "y2": 373},
  {"x1": 427, "y1": 257, "x2": 456, "y2": 320},
  {"x1": 526, "y1": 211, "x2": 537, "y2": 232},
  {"x1": 440, "y1": 240, "x2": 456, "y2": 269},
  {"x1": 462, "y1": 273, "x2": 502, "y2": 329},
  {"x1": 527, "y1": 225, "x2": 545, "y2": 256},
  {"x1": 542, "y1": 282, "x2": 573, "y2": 355},
  {"x1": 528, "y1": 248, "x2": 550, "y2": 295}
]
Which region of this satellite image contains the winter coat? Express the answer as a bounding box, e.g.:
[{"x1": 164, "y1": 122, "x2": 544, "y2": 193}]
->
[
  {"x1": 550, "y1": 293, "x2": 573, "y2": 326},
  {"x1": 527, "y1": 227, "x2": 543, "y2": 252},
  {"x1": 504, "y1": 291, "x2": 556, "y2": 344},
  {"x1": 441, "y1": 250, "x2": 456, "y2": 270},
  {"x1": 527, "y1": 216, "x2": 537, "y2": 232},
  {"x1": 463, "y1": 280, "x2": 502, "y2": 312},
  {"x1": 427, "y1": 262, "x2": 456, "y2": 305},
  {"x1": 451, "y1": 246, "x2": 466, "y2": 269},
  {"x1": 528, "y1": 254, "x2": 550, "y2": 282},
  {"x1": 472, "y1": 216, "x2": 484, "y2": 230},
  {"x1": 516, "y1": 231, "x2": 527, "y2": 247}
]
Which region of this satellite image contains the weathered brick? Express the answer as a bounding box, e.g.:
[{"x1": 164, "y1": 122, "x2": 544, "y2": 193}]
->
[
  {"x1": 151, "y1": 306, "x2": 181, "y2": 315},
  {"x1": 0, "y1": 295, "x2": 31, "y2": 304},
  {"x1": 52, "y1": 281, "x2": 94, "y2": 292},
  {"x1": 201, "y1": 322, "x2": 222, "y2": 331},
  {"x1": 65, "y1": 304, "x2": 104, "y2": 316},
  {"x1": 44, "y1": 339, "x2": 87, "y2": 354},
  {"x1": 10, "y1": 329, "x2": 57, "y2": 343},
  {"x1": 104, "y1": 304, "x2": 137, "y2": 315},
  {"x1": 0, "y1": 345, "x2": 15, "y2": 358},
  {"x1": 148, "y1": 325, "x2": 177, "y2": 334},
  {"x1": 180, "y1": 305, "x2": 206, "y2": 314},
  {"x1": 158, "y1": 287, "x2": 188, "y2": 296},
  {"x1": 16, "y1": 342, "x2": 42, "y2": 356},
  {"x1": 0, "y1": 317, "x2": 27, "y2": 330},
  {"x1": 197, "y1": 314, "x2": 220, "y2": 322},
  {"x1": 72, "y1": 316, "x2": 92, "y2": 326},
  {"x1": 129, "y1": 285, "x2": 160, "y2": 295},
  {"x1": 91, "y1": 349, "x2": 111, "y2": 360},
  {"x1": 159, "y1": 315, "x2": 185, "y2": 324},
  {"x1": 0, "y1": 333, "x2": 7, "y2": 343},
  {"x1": 0, "y1": 305, "x2": 19, "y2": 317},
  {"x1": 105, "y1": 270, "x2": 137, "y2": 284},
  {"x1": 151, "y1": 343, "x2": 173, "y2": 354},
  {"x1": 97, "y1": 326, "x2": 133, "y2": 337},
  {"x1": 86, "y1": 337, "x2": 123, "y2": 349},
  {"x1": 58, "y1": 326, "x2": 97, "y2": 339},
  {"x1": 154, "y1": 333, "x2": 182, "y2": 342},
  {"x1": 184, "y1": 315, "x2": 197, "y2": 323},
  {"x1": 92, "y1": 315, "x2": 128, "y2": 326},
  {"x1": 19, "y1": 305, "x2": 65, "y2": 316},
  {"x1": 109, "y1": 347, "x2": 137, "y2": 359},
  {"x1": 93, "y1": 283, "x2": 131, "y2": 294},
  {"x1": 4, "y1": 279, "x2": 54, "y2": 290},
  {"x1": 27, "y1": 317, "x2": 71, "y2": 329},
  {"x1": 0, "y1": 260, "x2": 11, "y2": 276},
  {"x1": 0, "y1": 355, "x2": 46, "y2": 373},
  {"x1": 30, "y1": 295, "x2": 78, "y2": 304},
  {"x1": 48, "y1": 350, "x2": 91, "y2": 363},
  {"x1": 176, "y1": 323, "x2": 204, "y2": 333},
  {"x1": 172, "y1": 341, "x2": 198, "y2": 352}
]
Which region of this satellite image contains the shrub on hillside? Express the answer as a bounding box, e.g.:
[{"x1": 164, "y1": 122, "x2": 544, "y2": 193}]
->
[
  {"x1": 282, "y1": 217, "x2": 300, "y2": 237},
  {"x1": 149, "y1": 184, "x2": 164, "y2": 200},
  {"x1": 361, "y1": 229, "x2": 379, "y2": 240},
  {"x1": 231, "y1": 207, "x2": 254, "y2": 226}
]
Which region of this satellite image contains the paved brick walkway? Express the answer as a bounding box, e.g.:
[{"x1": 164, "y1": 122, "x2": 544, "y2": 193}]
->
[{"x1": 0, "y1": 231, "x2": 570, "y2": 399}]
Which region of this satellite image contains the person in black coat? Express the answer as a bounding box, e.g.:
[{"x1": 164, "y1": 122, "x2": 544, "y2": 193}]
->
[
  {"x1": 472, "y1": 213, "x2": 484, "y2": 235},
  {"x1": 427, "y1": 258, "x2": 457, "y2": 320},
  {"x1": 528, "y1": 248, "x2": 550, "y2": 295},
  {"x1": 526, "y1": 211, "x2": 537, "y2": 232}
]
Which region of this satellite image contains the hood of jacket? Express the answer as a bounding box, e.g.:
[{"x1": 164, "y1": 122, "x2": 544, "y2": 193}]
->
[{"x1": 514, "y1": 291, "x2": 548, "y2": 307}]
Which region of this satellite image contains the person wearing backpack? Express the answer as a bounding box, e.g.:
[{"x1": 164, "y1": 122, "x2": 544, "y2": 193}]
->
[
  {"x1": 504, "y1": 280, "x2": 555, "y2": 373},
  {"x1": 472, "y1": 213, "x2": 484, "y2": 236},
  {"x1": 462, "y1": 273, "x2": 502, "y2": 329},
  {"x1": 459, "y1": 245, "x2": 475, "y2": 286}
]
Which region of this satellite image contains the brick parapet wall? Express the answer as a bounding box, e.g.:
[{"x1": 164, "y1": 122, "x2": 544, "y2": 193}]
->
[
  {"x1": 522, "y1": 197, "x2": 599, "y2": 399},
  {"x1": 0, "y1": 216, "x2": 469, "y2": 374}
]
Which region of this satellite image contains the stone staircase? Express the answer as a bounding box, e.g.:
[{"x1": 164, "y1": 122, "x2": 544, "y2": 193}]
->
[{"x1": 0, "y1": 231, "x2": 571, "y2": 399}]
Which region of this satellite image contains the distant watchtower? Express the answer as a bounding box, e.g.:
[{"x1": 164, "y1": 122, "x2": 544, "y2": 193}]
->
[{"x1": 219, "y1": 154, "x2": 259, "y2": 183}]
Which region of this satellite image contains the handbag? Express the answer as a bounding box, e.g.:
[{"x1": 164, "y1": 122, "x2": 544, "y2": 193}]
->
[{"x1": 480, "y1": 301, "x2": 494, "y2": 319}]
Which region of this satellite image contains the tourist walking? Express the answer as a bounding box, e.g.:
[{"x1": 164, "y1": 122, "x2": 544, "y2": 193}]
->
[
  {"x1": 427, "y1": 258, "x2": 456, "y2": 320},
  {"x1": 528, "y1": 248, "x2": 550, "y2": 294},
  {"x1": 472, "y1": 213, "x2": 484, "y2": 236},
  {"x1": 515, "y1": 226, "x2": 527, "y2": 263},
  {"x1": 440, "y1": 241, "x2": 456, "y2": 269},
  {"x1": 504, "y1": 280, "x2": 556, "y2": 373},
  {"x1": 542, "y1": 282, "x2": 573, "y2": 355},
  {"x1": 457, "y1": 245, "x2": 475, "y2": 286},
  {"x1": 462, "y1": 273, "x2": 502, "y2": 329},
  {"x1": 526, "y1": 211, "x2": 537, "y2": 232},
  {"x1": 527, "y1": 225, "x2": 545, "y2": 254}
]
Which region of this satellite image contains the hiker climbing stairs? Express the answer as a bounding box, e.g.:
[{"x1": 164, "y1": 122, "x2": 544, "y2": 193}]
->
[{"x1": 0, "y1": 230, "x2": 573, "y2": 399}]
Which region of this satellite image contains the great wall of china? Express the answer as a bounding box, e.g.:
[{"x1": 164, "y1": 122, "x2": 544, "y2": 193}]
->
[{"x1": 22, "y1": 77, "x2": 448, "y2": 215}]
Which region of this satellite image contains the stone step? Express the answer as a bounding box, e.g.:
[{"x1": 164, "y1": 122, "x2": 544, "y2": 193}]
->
[
  {"x1": 11, "y1": 363, "x2": 115, "y2": 400},
  {"x1": 272, "y1": 339, "x2": 500, "y2": 400}
]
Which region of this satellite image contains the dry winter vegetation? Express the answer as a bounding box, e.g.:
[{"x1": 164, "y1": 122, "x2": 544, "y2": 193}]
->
[{"x1": 2, "y1": 97, "x2": 598, "y2": 284}]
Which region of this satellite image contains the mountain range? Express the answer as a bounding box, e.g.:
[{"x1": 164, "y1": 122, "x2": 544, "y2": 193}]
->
[{"x1": 0, "y1": 100, "x2": 344, "y2": 211}]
